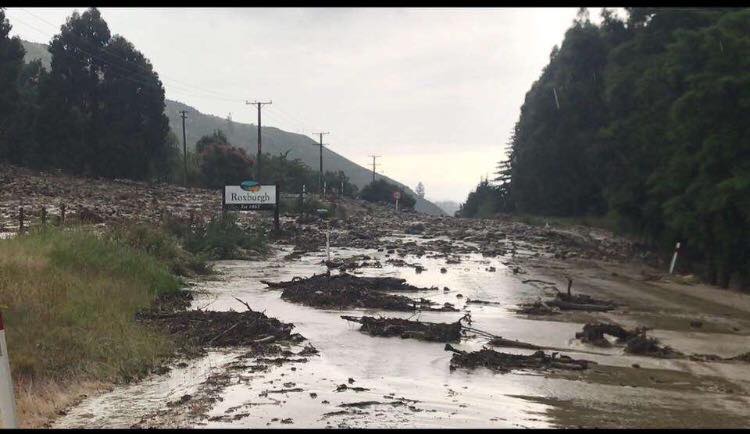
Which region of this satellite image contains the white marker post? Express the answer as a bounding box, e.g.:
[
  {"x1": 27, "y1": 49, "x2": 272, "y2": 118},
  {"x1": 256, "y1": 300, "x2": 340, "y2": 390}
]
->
[
  {"x1": 0, "y1": 311, "x2": 17, "y2": 428},
  {"x1": 325, "y1": 228, "x2": 331, "y2": 262},
  {"x1": 669, "y1": 242, "x2": 681, "y2": 275}
]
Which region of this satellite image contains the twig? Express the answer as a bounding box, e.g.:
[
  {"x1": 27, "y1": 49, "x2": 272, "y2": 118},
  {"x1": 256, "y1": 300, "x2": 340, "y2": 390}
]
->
[
  {"x1": 208, "y1": 322, "x2": 240, "y2": 345},
  {"x1": 233, "y1": 296, "x2": 254, "y2": 312}
]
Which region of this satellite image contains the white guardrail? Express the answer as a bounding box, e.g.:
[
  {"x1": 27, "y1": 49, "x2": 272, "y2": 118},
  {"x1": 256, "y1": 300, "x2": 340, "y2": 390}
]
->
[{"x1": 0, "y1": 311, "x2": 17, "y2": 428}]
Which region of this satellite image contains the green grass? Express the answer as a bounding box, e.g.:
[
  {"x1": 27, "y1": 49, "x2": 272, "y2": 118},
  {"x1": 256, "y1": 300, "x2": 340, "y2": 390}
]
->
[
  {"x1": 108, "y1": 222, "x2": 212, "y2": 277},
  {"x1": 174, "y1": 213, "x2": 268, "y2": 260},
  {"x1": 0, "y1": 227, "x2": 181, "y2": 384}
]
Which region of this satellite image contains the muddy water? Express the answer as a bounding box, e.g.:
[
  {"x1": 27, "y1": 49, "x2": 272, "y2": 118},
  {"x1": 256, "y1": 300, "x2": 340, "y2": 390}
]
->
[{"x1": 55, "y1": 239, "x2": 750, "y2": 428}]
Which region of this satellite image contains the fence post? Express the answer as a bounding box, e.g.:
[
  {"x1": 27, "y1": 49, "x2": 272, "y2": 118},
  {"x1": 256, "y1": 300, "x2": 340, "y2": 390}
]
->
[
  {"x1": 0, "y1": 311, "x2": 17, "y2": 428},
  {"x1": 273, "y1": 184, "x2": 280, "y2": 233},
  {"x1": 60, "y1": 203, "x2": 66, "y2": 226},
  {"x1": 41, "y1": 206, "x2": 47, "y2": 226},
  {"x1": 17, "y1": 208, "x2": 23, "y2": 234}
]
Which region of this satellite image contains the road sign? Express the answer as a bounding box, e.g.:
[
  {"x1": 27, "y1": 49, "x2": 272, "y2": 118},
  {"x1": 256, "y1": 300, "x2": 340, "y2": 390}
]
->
[
  {"x1": 223, "y1": 181, "x2": 277, "y2": 211},
  {"x1": 222, "y1": 181, "x2": 280, "y2": 232},
  {"x1": 392, "y1": 191, "x2": 401, "y2": 200}
]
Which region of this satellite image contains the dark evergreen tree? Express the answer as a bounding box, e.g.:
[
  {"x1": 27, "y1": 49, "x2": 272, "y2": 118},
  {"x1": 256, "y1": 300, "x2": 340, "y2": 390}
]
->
[{"x1": 0, "y1": 9, "x2": 26, "y2": 162}]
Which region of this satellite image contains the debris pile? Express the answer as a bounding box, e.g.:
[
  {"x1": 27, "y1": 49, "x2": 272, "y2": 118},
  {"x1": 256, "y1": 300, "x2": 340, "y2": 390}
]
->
[
  {"x1": 445, "y1": 344, "x2": 594, "y2": 373},
  {"x1": 575, "y1": 322, "x2": 643, "y2": 347},
  {"x1": 624, "y1": 335, "x2": 683, "y2": 359},
  {"x1": 575, "y1": 322, "x2": 683, "y2": 358},
  {"x1": 547, "y1": 292, "x2": 616, "y2": 311},
  {"x1": 138, "y1": 301, "x2": 303, "y2": 348},
  {"x1": 514, "y1": 300, "x2": 560, "y2": 316},
  {"x1": 263, "y1": 273, "x2": 457, "y2": 312},
  {"x1": 341, "y1": 315, "x2": 462, "y2": 342}
]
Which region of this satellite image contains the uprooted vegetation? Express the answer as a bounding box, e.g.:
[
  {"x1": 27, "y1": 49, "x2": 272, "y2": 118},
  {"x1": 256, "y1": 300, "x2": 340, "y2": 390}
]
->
[
  {"x1": 262, "y1": 272, "x2": 458, "y2": 312},
  {"x1": 575, "y1": 322, "x2": 684, "y2": 358},
  {"x1": 446, "y1": 345, "x2": 595, "y2": 373},
  {"x1": 137, "y1": 296, "x2": 305, "y2": 349},
  {"x1": 547, "y1": 292, "x2": 616, "y2": 312},
  {"x1": 341, "y1": 316, "x2": 463, "y2": 342}
]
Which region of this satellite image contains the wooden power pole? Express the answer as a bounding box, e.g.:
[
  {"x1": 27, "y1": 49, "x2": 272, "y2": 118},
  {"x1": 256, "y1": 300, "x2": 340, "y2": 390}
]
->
[
  {"x1": 179, "y1": 110, "x2": 188, "y2": 186},
  {"x1": 313, "y1": 132, "x2": 329, "y2": 194},
  {"x1": 369, "y1": 155, "x2": 380, "y2": 183},
  {"x1": 246, "y1": 100, "x2": 272, "y2": 182}
]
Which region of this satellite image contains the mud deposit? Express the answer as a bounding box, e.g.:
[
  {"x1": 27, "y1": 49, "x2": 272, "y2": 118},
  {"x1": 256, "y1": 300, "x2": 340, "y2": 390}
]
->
[{"x1": 54, "y1": 231, "x2": 750, "y2": 428}]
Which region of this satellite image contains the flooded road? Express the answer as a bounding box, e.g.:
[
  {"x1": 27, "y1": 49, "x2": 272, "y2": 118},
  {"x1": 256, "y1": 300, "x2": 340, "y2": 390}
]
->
[{"x1": 55, "y1": 236, "x2": 750, "y2": 428}]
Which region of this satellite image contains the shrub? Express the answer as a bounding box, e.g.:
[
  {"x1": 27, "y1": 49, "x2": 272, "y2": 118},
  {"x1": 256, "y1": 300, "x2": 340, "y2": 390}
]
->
[
  {"x1": 359, "y1": 179, "x2": 416, "y2": 209},
  {"x1": 181, "y1": 213, "x2": 267, "y2": 260}
]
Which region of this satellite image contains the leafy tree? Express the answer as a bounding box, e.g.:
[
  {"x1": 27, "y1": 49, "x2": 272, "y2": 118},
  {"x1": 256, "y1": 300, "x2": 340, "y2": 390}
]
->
[
  {"x1": 196, "y1": 129, "x2": 230, "y2": 154},
  {"x1": 198, "y1": 139, "x2": 254, "y2": 189},
  {"x1": 323, "y1": 170, "x2": 358, "y2": 197},
  {"x1": 360, "y1": 179, "x2": 416, "y2": 209}
]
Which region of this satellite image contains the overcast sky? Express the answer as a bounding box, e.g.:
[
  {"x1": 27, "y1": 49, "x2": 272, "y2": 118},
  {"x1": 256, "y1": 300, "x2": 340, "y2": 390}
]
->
[{"x1": 5, "y1": 7, "x2": 609, "y2": 203}]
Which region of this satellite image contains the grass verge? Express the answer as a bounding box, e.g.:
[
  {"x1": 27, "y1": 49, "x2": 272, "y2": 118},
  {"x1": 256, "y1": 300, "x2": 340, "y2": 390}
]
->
[{"x1": 0, "y1": 226, "x2": 195, "y2": 427}]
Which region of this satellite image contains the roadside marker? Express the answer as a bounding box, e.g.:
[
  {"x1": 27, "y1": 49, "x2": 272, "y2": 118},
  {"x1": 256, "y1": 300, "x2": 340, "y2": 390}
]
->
[
  {"x1": 326, "y1": 228, "x2": 331, "y2": 262},
  {"x1": 669, "y1": 242, "x2": 681, "y2": 275},
  {"x1": 0, "y1": 311, "x2": 17, "y2": 428}
]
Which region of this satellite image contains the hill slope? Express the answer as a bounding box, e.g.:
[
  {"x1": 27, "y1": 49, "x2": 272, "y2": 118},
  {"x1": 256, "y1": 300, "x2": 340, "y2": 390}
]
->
[{"x1": 20, "y1": 40, "x2": 444, "y2": 216}]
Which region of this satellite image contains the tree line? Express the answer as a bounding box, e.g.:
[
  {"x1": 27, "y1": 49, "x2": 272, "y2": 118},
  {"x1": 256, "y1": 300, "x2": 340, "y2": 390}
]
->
[
  {"x1": 458, "y1": 8, "x2": 750, "y2": 288},
  {"x1": 0, "y1": 8, "x2": 367, "y2": 199},
  {"x1": 0, "y1": 8, "x2": 174, "y2": 180}
]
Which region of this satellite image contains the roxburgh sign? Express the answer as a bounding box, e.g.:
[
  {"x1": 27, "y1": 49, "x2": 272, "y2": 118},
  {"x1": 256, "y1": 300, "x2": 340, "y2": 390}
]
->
[{"x1": 223, "y1": 182, "x2": 277, "y2": 211}]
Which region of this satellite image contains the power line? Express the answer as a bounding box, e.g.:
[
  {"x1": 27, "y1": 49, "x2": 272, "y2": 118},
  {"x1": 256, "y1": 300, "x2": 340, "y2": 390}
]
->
[{"x1": 18, "y1": 8, "x2": 248, "y2": 103}]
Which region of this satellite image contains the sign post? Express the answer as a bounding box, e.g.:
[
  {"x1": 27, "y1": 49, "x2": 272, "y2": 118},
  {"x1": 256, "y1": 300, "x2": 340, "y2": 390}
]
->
[
  {"x1": 393, "y1": 191, "x2": 401, "y2": 212},
  {"x1": 222, "y1": 181, "x2": 279, "y2": 232}
]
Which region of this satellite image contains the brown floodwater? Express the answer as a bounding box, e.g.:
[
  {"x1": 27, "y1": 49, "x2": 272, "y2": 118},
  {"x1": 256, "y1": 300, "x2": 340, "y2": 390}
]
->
[{"x1": 54, "y1": 238, "x2": 750, "y2": 428}]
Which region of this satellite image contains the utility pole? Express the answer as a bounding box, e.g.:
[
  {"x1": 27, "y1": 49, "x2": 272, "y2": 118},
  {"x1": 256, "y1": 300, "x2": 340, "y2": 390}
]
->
[
  {"x1": 313, "y1": 132, "x2": 329, "y2": 194},
  {"x1": 179, "y1": 110, "x2": 188, "y2": 186},
  {"x1": 368, "y1": 155, "x2": 381, "y2": 183},
  {"x1": 246, "y1": 100, "x2": 272, "y2": 182}
]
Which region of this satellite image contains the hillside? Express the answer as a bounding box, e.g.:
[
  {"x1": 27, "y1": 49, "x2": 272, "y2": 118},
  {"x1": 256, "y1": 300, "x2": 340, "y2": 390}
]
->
[
  {"x1": 20, "y1": 40, "x2": 445, "y2": 216},
  {"x1": 434, "y1": 200, "x2": 460, "y2": 217}
]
